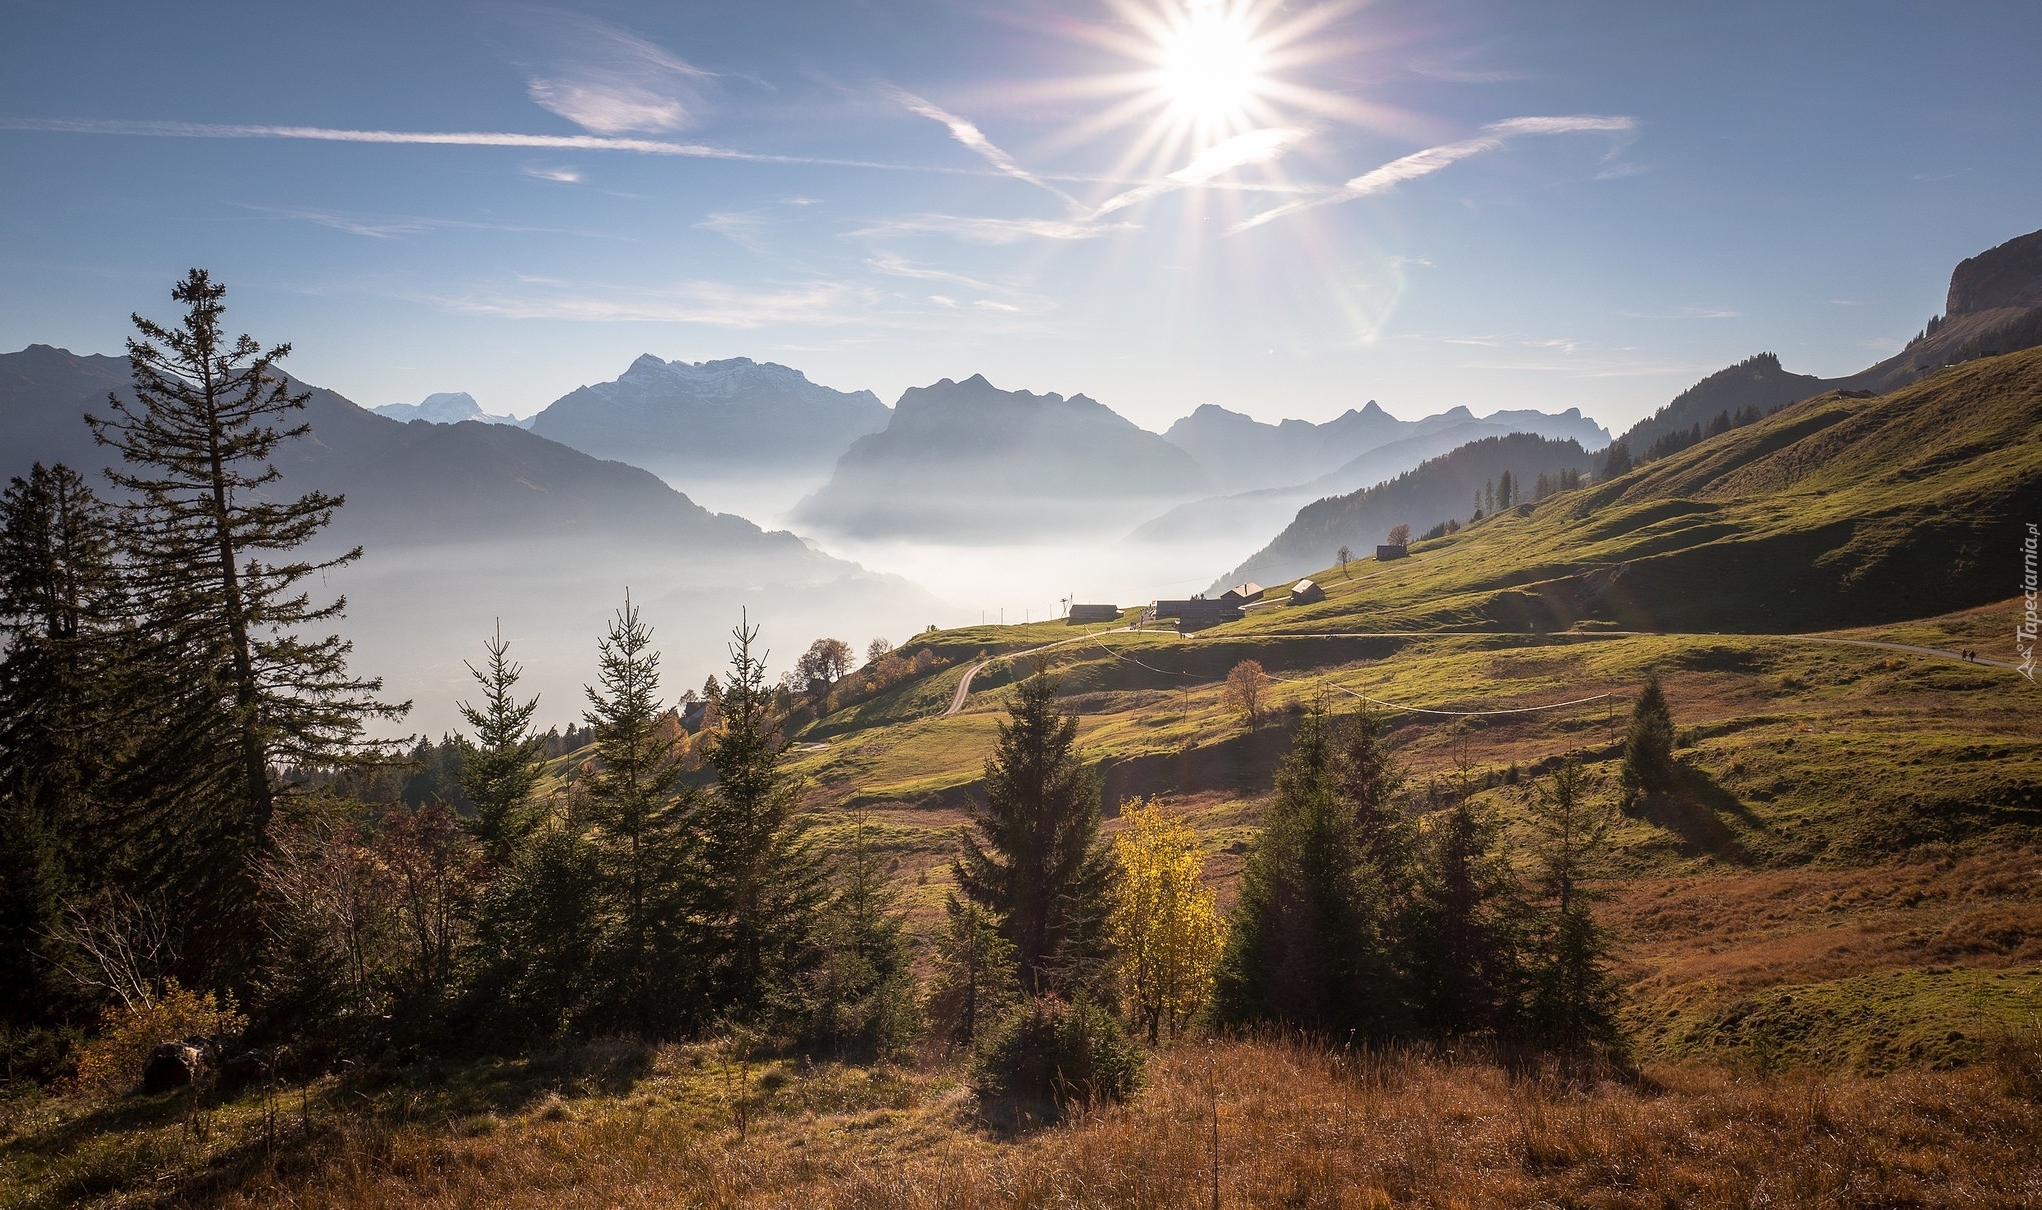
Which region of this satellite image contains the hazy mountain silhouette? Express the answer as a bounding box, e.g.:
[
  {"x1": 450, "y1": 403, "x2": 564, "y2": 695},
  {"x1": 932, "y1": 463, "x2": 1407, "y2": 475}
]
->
[
  {"x1": 0, "y1": 345, "x2": 950, "y2": 731},
  {"x1": 372, "y1": 391, "x2": 528, "y2": 427},
  {"x1": 1210, "y1": 433, "x2": 1599, "y2": 592},
  {"x1": 793, "y1": 374, "x2": 1208, "y2": 539},
  {"x1": 1162, "y1": 400, "x2": 1607, "y2": 495},
  {"x1": 528, "y1": 355, "x2": 889, "y2": 486}
]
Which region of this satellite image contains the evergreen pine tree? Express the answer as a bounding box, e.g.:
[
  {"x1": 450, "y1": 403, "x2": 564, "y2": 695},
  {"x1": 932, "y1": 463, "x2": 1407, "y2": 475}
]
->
[
  {"x1": 698, "y1": 613, "x2": 825, "y2": 1025},
  {"x1": 1525, "y1": 759, "x2": 1621, "y2": 1051},
  {"x1": 0, "y1": 464, "x2": 126, "y2": 1023},
  {"x1": 953, "y1": 664, "x2": 1114, "y2": 997},
  {"x1": 932, "y1": 894, "x2": 1018, "y2": 1049},
  {"x1": 1601, "y1": 439, "x2": 1633, "y2": 479},
  {"x1": 1209, "y1": 700, "x2": 1393, "y2": 1033},
  {"x1": 1619, "y1": 670, "x2": 1677, "y2": 809},
  {"x1": 580, "y1": 594, "x2": 692, "y2": 1035},
  {"x1": 457, "y1": 621, "x2": 547, "y2": 869},
  {"x1": 86, "y1": 270, "x2": 405, "y2": 969},
  {"x1": 1408, "y1": 757, "x2": 1524, "y2": 1038},
  {"x1": 807, "y1": 809, "x2": 921, "y2": 1057},
  {"x1": 481, "y1": 792, "x2": 607, "y2": 1039}
]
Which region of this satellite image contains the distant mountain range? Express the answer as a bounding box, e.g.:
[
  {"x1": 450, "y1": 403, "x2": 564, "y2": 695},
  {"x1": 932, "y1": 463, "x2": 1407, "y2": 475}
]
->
[
  {"x1": 792, "y1": 374, "x2": 1209, "y2": 539},
  {"x1": 372, "y1": 391, "x2": 528, "y2": 428},
  {"x1": 0, "y1": 346, "x2": 947, "y2": 731},
  {"x1": 1130, "y1": 406, "x2": 1608, "y2": 560},
  {"x1": 526, "y1": 355, "x2": 889, "y2": 487},
  {"x1": 1161, "y1": 401, "x2": 1607, "y2": 495}
]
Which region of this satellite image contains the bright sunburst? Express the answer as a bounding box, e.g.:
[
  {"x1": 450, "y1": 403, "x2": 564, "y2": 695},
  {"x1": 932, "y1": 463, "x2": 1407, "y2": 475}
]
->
[{"x1": 1153, "y1": 0, "x2": 1269, "y2": 135}]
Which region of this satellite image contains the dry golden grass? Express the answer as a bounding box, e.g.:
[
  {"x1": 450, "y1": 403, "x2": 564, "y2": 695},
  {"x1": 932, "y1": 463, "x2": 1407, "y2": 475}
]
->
[{"x1": 10, "y1": 1036, "x2": 2042, "y2": 1209}]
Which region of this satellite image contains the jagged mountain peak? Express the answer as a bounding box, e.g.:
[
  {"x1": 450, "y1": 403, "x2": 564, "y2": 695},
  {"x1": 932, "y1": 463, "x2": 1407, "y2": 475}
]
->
[
  {"x1": 371, "y1": 391, "x2": 523, "y2": 427},
  {"x1": 526, "y1": 353, "x2": 888, "y2": 482},
  {"x1": 794, "y1": 375, "x2": 1203, "y2": 539}
]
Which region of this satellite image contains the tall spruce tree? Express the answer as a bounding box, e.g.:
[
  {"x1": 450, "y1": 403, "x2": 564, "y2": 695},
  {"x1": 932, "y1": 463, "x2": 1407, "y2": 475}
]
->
[
  {"x1": 86, "y1": 270, "x2": 405, "y2": 968},
  {"x1": 807, "y1": 809, "x2": 921, "y2": 1057},
  {"x1": 1524, "y1": 758, "x2": 1621, "y2": 1051},
  {"x1": 457, "y1": 621, "x2": 547, "y2": 869},
  {"x1": 698, "y1": 613, "x2": 824, "y2": 1024},
  {"x1": 580, "y1": 594, "x2": 692, "y2": 1035},
  {"x1": 1408, "y1": 756, "x2": 1525, "y2": 1038},
  {"x1": 0, "y1": 464, "x2": 126, "y2": 1023},
  {"x1": 482, "y1": 792, "x2": 607, "y2": 1039},
  {"x1": 1210, "y1": 700, "x2": 1395, "y2": 1033},
  {"x1": 953, "y1": 664, "x2": 1114, "y2": 997}
]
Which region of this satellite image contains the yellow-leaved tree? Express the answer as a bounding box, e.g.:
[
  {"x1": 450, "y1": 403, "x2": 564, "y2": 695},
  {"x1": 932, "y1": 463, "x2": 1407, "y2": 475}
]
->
[{"x1": 1110, "y1": 799, "x2": 1226, "y2": 1043}]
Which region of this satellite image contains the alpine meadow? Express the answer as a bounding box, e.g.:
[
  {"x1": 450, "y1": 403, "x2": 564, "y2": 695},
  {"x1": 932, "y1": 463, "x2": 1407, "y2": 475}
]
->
[{"x1": 3, "y1": 3, "x2": 2041, "y2": 1207}]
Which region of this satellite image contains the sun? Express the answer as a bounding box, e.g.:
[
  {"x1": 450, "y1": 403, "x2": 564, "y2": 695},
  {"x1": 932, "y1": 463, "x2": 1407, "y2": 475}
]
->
[{"x1": 1154, "y1": 1, "x2": 1268, "y2": 133}]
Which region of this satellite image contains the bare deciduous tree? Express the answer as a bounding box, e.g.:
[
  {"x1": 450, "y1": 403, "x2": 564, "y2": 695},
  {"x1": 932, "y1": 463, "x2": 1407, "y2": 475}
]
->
[
  {"x1": 1386, "y1": 523, "x2": 1411, "y2": 547},
  {"x1": 1225, "y1": 660, "x2": 1271, "y2": 729},
  {"x1": 48, "y1": 890, "x2": 181, "y2": 1011}
]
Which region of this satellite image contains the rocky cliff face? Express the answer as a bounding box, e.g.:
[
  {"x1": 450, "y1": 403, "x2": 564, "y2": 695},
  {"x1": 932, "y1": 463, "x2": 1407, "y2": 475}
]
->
[{"x1": 1946, "y1": 228, "x2": 2042, "y2": 315}]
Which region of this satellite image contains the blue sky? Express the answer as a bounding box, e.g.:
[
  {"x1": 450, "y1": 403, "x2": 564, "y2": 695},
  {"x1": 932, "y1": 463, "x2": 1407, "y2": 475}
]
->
[{"x1": 3, "y1": 0, "x2": 2039, "y2": 433}]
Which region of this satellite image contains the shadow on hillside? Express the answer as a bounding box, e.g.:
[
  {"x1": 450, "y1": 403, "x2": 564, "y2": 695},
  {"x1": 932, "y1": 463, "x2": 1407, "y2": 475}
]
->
[
  {"x1": 1634, "y1": 764, "x2": 1762, "y2": 863},
  {"x1": 1098, "y1": 719, "x2": 1302, "y2": 808}
]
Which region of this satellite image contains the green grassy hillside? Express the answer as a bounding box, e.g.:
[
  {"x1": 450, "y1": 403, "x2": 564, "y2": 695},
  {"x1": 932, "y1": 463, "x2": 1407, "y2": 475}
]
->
[
  {"x1": 1244, "y1": 346, "x2": 2042, "y2": 633},
  {"x1": 769, "y1": 352, "x2": 2042, "y2": 1072}
]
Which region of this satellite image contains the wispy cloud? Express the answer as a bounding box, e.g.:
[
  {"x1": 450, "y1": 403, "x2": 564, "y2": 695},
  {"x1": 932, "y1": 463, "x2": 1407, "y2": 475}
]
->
[
  {"x1": 1411, "y1": 331, "x2": 1714, "y2": 380},
  {"x1": 1618, "y1": 306, "x2": 1739, "y2": 320},
  {"x1": 696, "y1": 210, "x2": 770, "y2": 251},
  {"x1": 430, "y1": 274, "x2": 1060, "y2": 337},
  {"x1": 889, "y1": 89, "x2": 1079, "y2": 208},
  {"x1": 1441, "y1": 333, "x2": 1588, "y2": 355},
  {"x1": 502, "y1": 10, "x2": 712, "y2": 135},
  {"x1": 863, "y1": 251, "x2": 1008, "y2": 294},
  {"x1": 0, "y1": 117, "x2": 982, "y2": 174},
  {"x1": 848, "y1": 214, "x2": 1136, "y2": 244},
  {"x1": 521, "y1": 162, "x2": 582, "y2": 183},
  {"x1": 240, "y1": 204, "x2": 585, "y2": 239},
  {"x1": 864, "y1": 252, "x2": 1058, "y2": 315},
  {"x1": 1091, "y1": 127, "x2": 1310, "y2": 217},
  {"x1": 1233, "y1": 115, "x2": 1637, "y2": 232},
  {"x1": 441, "y1": 277, "x2": 878, "y2": 328}
]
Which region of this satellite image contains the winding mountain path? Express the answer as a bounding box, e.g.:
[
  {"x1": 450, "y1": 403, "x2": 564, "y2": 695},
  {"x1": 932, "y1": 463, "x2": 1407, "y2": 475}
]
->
[{"x1": 944, "y1": 624, "x2": 1134, "y2": 715}]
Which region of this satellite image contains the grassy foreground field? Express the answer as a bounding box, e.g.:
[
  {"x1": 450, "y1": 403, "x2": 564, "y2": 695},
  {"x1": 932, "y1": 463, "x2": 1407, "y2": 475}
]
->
[{"x1": 7, "y1": 1033, "x2": 2042, "y2": 1209}]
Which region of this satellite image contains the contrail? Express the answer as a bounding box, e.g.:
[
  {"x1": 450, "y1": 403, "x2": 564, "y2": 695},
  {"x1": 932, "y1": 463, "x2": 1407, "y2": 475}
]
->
[{"x1": 0, "y1": 116, "x2": 975, "y2": 174}]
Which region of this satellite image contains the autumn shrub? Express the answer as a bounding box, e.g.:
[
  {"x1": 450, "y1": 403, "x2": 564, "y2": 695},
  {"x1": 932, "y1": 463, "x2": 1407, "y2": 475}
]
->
[
  {"x1": 70, "y1": 980, "x2": 245, "y2": 1097},
  {"x1": 973, "y1": 996, "x2": 1142, "y2": 1119},
  {"x1": 1109, "y1": 800, "x2": 1224, "y2": 1043},
  {"x1": 1984, "y1": 1020, "x2": 2042, "y2": 1102}
]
